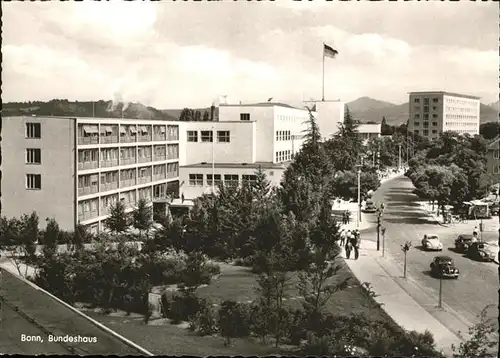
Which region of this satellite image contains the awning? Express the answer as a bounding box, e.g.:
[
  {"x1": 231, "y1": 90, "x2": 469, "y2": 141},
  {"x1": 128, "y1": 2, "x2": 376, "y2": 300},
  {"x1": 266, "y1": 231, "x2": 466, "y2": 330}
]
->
[
  {"x1": 119, "y1": 127, "x2": 126, "y2": 134},
  {"x1": 140, "y1": 126, "x2": 149, "y2": 133},
  {"x1": 160, "y1": 126, "x2": 166, "y2": 133},
  {"x1": 104, "y1": 126, "x2": 113, "y2": 133},
  {"x1": 129, "y1": 127, "x2": 137, "y2": 133},
  {"x1": 83, "y1": 126, "x2": 98, "y2": 134}
]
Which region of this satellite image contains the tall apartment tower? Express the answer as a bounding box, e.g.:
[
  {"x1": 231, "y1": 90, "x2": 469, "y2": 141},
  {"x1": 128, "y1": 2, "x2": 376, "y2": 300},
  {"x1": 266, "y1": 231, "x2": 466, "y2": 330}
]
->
[
  {"x1": 2, "y1": 116, "x2": 181, "y2": 234},
  {"x1": 408, "y1": 91, "x2": 480, "y2": 140}
]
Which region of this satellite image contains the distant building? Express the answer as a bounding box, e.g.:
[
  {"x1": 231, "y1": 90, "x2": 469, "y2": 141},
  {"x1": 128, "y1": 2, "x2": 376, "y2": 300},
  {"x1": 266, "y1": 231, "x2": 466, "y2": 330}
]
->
[
  {"x1": 408, "y1": 91, "x2": 480, "y2": 140},
  {"x1": 2, "y1": 116, "x2": 181, "y2": 233},
  {"x1": 486, "y1": 138, "x2": 500, "y2": 182},
  {"x1": 304, "y1": 100, "x2": 345, "y2": 140},
  {"x1": 179, "y1": 102, "x2": 312, "y2": 199}
]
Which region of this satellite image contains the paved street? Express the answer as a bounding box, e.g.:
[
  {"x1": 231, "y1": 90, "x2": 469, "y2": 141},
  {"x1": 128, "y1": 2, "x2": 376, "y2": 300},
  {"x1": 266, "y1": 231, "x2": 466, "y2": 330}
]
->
[{"x1": 362, "y1": 176, "x2": 498, "y2": 335}]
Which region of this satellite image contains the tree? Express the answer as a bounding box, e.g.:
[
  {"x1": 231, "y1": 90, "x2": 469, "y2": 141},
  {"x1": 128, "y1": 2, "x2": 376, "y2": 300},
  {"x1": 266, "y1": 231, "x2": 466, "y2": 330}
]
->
[
  {"x1": 194, "y1": 110, "x2": 202, "y2": 121},
  {"x1": 104, "y1": 201, "x2": 129, "y2": 235},
  {"x1": 451, "y1": 304, "x2": 497, "y2": 357},
  {"x1": 298, "y1": 199, "x2": 349, "y2": 330},
  {"x1": 43, "y1": 218, "x2": 60, "y2": 258},
  {"x1": 202, "y1": 110, "x2": 210, "y2": 121},
  {"x1": 71, "y1": 223, "x2": 89, "y2": 253},
  {"x1": 133, "y1": 198, "x2": 153, "y2": 240},
  {"x1": 401, "y1": 241, "x2": 412, "y2": 279},
  {"x1": 218, "y1": 300, "x2": 251, "y2": 346},
  {"x1": 479, "y1": 121, "x2": 499, "y2": 140},
  {"x1": 381, "y1": 116, "x2": 394, "y2": 135}
]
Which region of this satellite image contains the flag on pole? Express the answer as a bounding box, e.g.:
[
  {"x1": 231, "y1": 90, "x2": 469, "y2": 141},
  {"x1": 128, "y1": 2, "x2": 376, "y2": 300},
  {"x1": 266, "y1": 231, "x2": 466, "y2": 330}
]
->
[{"x1": 324, "y1": 44, "x2": 338, "y2": 59}]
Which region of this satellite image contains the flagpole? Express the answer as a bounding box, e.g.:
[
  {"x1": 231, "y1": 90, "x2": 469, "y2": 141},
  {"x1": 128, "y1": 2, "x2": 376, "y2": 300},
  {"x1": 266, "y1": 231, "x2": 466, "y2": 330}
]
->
[
  {"x1": 322, "y1": 42, "x2": 325, "y2": 101},
  {"x1": 212, "y1": 123, "x2": 215, "y2": 193}
]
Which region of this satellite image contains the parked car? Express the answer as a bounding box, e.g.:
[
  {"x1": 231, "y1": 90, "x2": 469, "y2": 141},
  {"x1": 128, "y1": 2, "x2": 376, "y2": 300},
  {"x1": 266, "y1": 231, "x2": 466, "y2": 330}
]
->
[
  {"x1": 454, "y1": 234, "x2": 474, "y2": 253},
  {"x1": 421, "y1": 235, "x2": 443, "y2": 251},
  {"x1": 430, "y1": 256, "x2": 459, "y2": 279},
  {"x1": 363, "y1": 200, "x2": 377, "y2": 213},
  {"x1": 466, "y1": 242, "x2": 497, "y2": 262}
]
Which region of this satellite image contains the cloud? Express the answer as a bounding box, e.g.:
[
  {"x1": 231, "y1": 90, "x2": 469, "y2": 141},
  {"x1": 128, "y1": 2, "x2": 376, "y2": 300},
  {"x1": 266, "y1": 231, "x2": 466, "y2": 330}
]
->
[{"x1": 1, "y1": 1, "x2": 498, "y2": 107}]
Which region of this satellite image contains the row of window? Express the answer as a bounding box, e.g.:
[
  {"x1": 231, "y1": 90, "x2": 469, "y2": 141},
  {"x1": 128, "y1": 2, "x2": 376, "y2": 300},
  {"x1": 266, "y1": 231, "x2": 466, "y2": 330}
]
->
[
  {"x1": 187, "y1": 130, "x2": 230, "y2": 143},
  {"x1": 446, "y1": 107, "x2": 475, "y2": 113},
  {"x1": 413, "y1": 122, "x2": 438, "y2": 127},
  {"x1": 78, "y1": 145, "x2": 179, "y2": 164},
  {"x1": 414, "y1": 130, "x2": 438, "y2": 136},
  {"x1": 444, "y1": 122, "x2": 477, "y2": 127},
  {"x1": 80, "y1": 124, "x2": 179, "y2": 138},
  {"x1": 275, "y1": 150, "x2": 292, "y2": 163},
  {"x1": 413, "y1": 98, "x2": 440, "y2": 104},
  {"x1": 188, "y1": 173, "x2": 257, "y2": 187},
  {"x1": 413, "y1": 106, "x2": 439, "y2": 113},
  {"x1": 414, "y1": 113, "x2": 438, "y2": 120},
  {"x1": 277, "y1": 114, "x2": 308, "y2": 122},
  {"x1": 445, "y1": 114, "x2": 477, "y2": 120},
  {"x1": 276, "y1": 130, "x2": 292, "y2": 141}
]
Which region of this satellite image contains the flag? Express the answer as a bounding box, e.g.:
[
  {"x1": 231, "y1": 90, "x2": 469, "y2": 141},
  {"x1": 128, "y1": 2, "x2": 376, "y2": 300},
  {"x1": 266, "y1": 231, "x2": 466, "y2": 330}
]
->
[{"x1": 324, "y1": 44, "x2": 338, "y2": 59}]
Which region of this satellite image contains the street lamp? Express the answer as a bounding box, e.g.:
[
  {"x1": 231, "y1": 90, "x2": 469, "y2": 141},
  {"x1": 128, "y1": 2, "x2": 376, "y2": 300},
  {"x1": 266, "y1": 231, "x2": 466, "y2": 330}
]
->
[
  {"x1": 376, "y1": 206, "x2": 384, "y2": 251},
  {"x1": 355, "y1": 164, "x2": 362, "y2": 228}
]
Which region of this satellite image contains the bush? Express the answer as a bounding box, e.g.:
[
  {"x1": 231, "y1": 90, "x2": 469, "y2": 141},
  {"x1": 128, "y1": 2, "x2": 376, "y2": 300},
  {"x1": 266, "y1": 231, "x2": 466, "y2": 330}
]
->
[
  {"x1": 233, "y1": 256, "x2": 254, "y2": 267},
  {"x1": 167, "y1": 292, "x2": 207, "y2": 323},
  {"x1": 218, "y1": 300, "x2": 252, "y2": 344},
  {"x1": 188, "y1": 300, "x2": 218, "y2": 336}
]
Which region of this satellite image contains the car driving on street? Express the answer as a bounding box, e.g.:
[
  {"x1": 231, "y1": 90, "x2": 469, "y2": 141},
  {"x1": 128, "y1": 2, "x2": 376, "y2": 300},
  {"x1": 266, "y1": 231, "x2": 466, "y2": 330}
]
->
[
  {"x1": 430, "y1": 256, "x2": 459, "y2": 279},
  {"x1": 466, "y1": 242, "x2": 497, "y2": 262},
  {"x1": 421, "y1": 234, "x2": 443, "y2": 251},
  {"x1": 363, "y1": 199, "x2": 377, "y2": 213},
  {"x1": 454, "y1": 234, "x2": 474, "y2": 253}
]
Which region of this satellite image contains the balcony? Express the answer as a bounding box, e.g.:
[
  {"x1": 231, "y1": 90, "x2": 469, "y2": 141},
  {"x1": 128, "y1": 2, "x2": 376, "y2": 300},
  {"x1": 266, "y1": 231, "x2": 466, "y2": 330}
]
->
[
  {"x1": 153, "y1": 134, "x2": 166, "y2": 142},
  {"x1": 167, "y1": 171, "x2": 179, "y2": 179},
  {"x1": 101, "y1": 159, "x2": 119, "y2": 168},
  {"x1": 78, "y1": 186, "x2": 99, "y2": 197},
  {"x1": 122, "y1": 201, "x2": 137, "y2": 210},
  {"x1": 138, "y1": 135, "x2": 152, "y2": 142},
  {"x1": 78, "y1": 136, "x2": 99, "y2": 145},
  {"x1": 120, "y1": 135, "x2": 136, "y2": 143},
  {"x1": 100, "y1": 135, "x2": 118, "y2": 144},
  {"x1": 78, "y1": 161, "x2": 98, "y2": 171},
  {"x1": 120, "y1": 179, "x2": 136, "y2": 188},
  {"x1": 153, "y1": 174, "x2": 166, "y2": 182},
  {"x1": 120, "y1": 157, "x2": 136, "y2": 165},
  {"x1": 100, "y1": 182, "x2": 119, "y2": 192},
  {"x1": 78, "y1": 210, "x2": 99, "y2": 221},
  {"x1": 138, "y1": 176, "x2": 152, "y2": 185},
  {"x1": 138, "y1": 156, "x2": 152, "y2": 164}
]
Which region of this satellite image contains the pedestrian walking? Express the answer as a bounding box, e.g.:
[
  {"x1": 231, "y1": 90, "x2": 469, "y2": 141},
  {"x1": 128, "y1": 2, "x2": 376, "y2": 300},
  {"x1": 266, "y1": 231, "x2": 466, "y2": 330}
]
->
[
  {"x1": 346, "y1": 210, "x2": 351, "y2": 224},
  {"x1": 351, "y1": 234, "x2": 360, "y2": 260},
  {"x1": 473, "y1": 225, "x2": 479, "y2": 237},
  {"x1": 342, "y1": 211, "x2": 347, "y2": 225},
  {"x1": 340, "y1": 229, "x2": 346, "y2": 246},
  {"x1": 345, "y1": 240, "x2": 352, "y2": 259},
  {"x1": 355, "y1": 229, "x2": 361, "y2": 249}
]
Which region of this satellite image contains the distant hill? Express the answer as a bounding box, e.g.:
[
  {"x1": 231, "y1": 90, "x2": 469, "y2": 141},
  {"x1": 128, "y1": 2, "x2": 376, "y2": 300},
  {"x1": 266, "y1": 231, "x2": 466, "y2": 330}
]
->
[
  {"x1": 347, "y1": 97, "x2": 498, "y2": 125},
  {"x1": 346, "y1": 97, "x2": 396, "y2": 113},
  {"x1": 487, "y1": 100, "x2": 499, "y2": 110},
  {"x1": 2, "y1": 100, "x2": 178, "y2": 121}
]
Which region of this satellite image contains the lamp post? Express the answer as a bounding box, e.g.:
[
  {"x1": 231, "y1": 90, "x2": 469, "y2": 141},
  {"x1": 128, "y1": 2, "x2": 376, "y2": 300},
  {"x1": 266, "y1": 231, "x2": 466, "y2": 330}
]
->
[
  {"x1": 355, "y1": 164, "x2": 362, "y2": 228},
  {"x1": 376, "y1": 208, "x2": 382, "y2": 251},
  {"x1": 381, "y1": 227, "x2": 386, "y2": 257},
  {"x1": 438, "y1": 274, "x2": 443, "y2": 309}
]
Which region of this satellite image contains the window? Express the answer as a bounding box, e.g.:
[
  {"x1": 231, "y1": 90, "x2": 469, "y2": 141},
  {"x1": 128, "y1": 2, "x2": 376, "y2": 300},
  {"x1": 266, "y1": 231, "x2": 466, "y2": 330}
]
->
[
  {"x1": 414, "y1": 114, "x2": 420, "y2": 119},
  {"x1": 424, "y1": 114, "x2": 429, "y2": 120},
  {"x1": 26, "y1": 149, "x2": 41, "y2": 164},
  {"x1": 432, "y1": 114, "x2": 438, "y2": 118},
  {"x1": 217, "y1": 131, "x2": 230, "y2": 143},
  {"x1": 414, "y1": 98, "x2": 420, "y2": 103},
  {"x1": 414, "y1": 122, "x2": 420, "y2": 127},
  {"x1": 187, "y1": 131, "x2": 198, "y2": 142},
  {"x1": 26, "y1": 174, "x2": 41, "y2": 190},
  {"x1": 423, "y1": 122, "x2": 429, "y2": 128},
  {"x1": 224, "y1": 174, "x2": 239, "y2": 187},
  {"x1": 200, "y1": 131, "x2": 213, "y2": 142},
  {"x1": 26, "y1": 123, "x2": 41, "y2": 138},
  {"x1": 494, "y1": 150, "x2": 499, "y2": 159},
  {"x1": 242, "y1": 175, "x2": 257, "y2": 185},
  {"x1": 415, "y1": 130, "x2": 420, "y2": 135},
  {"x1": 240, "y1": 113, "x2": 250, "y2": 121},
  {"x1": 423, "y1": 129, "x2": 429, "y2": 136},
  {"x1": 432, "y1": 106, "x2": 437, "y2": 111},
  {"x1": 424, "y1": 106, "x2": 429, "y2": 113},
  {"x1": 423, "y1": 98, "x2": 429, "y2": 105},
  {"x1": 189, "y1": 174, "x2": 203, "y2": 186},
  {"x1": 207, "y1": 174, "x2": 222, "y2": 187},
  {"x1": 432, "y1": 130, "x2": 438, "y2": 134},
  {"x1": 432, "y1": 122, "x2": 438, "y2": 126},
  {"x1": 433, "y1": 98, "x2": 439, "y2": 103}
]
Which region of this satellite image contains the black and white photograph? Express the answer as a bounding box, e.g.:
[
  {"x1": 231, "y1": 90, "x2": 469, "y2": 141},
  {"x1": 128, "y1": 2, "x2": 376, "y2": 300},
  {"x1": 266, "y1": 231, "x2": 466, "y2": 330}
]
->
[{"x1": 0, "y1": 0, "x2": 498, "y2": 356}]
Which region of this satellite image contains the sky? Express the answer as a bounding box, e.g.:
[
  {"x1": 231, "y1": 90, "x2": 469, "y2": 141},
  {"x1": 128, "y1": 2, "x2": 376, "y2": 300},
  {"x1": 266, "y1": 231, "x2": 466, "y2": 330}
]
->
[{"x1": 2, "y1": 1, "x2": 498, "y2": 109}]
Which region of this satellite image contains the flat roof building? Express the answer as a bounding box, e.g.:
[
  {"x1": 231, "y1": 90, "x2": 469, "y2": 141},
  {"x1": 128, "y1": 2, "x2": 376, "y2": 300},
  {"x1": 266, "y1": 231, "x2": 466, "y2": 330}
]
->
[
  {"x1": 178, "y1": 102, "x2": 312, "y2": 200},
  {"x1": 408, "y1": 91, "x2": 480, "y2": 140}
]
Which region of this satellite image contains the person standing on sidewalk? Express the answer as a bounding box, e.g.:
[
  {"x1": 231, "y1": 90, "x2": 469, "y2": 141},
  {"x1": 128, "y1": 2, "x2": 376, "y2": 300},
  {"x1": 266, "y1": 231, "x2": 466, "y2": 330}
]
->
[
  {"x1": 340, "y1": 229, "x2": 346, "y2": 246},
  {"x1": 351, "y1": 233, "x2": 360, "y2": 260},
  {"x1": 345, "y1": 240, "x2": 352, "y2": 259},
  {"x1": 473, "y1": 225, "x2": 479, "y2": 238}
]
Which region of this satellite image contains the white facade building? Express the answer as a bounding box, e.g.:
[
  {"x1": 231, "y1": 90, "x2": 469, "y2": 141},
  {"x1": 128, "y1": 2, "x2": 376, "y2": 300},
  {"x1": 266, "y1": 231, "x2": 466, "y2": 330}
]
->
[
  {"x1": 408, "y1": 91, "x2": 480, "y2": 140},
  {"x1": 357, "y1": 124, "x2": 382, "y2": 143},
  {"x1": 179, "y1": 103, "x2": 313, "y2": 199},
  {"x1": 304, "y1": 100, "x2": 345, "y2": 140}
]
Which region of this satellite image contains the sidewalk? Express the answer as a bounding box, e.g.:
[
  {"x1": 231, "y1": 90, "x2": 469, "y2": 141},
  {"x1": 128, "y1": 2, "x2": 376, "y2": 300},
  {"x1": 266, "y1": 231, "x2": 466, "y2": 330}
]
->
[{"x1": 343, "y1": 240, "x2": 466, "y2": 356}]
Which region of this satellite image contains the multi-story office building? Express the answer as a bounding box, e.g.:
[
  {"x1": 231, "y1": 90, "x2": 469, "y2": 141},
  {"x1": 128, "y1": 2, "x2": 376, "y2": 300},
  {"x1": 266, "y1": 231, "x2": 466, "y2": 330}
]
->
[
  {"x1": 2, "y1": 116, "x2": 180, "y2": 233},
  {"x1": 178, "y1": 102, "x2": 312, "y2": 199},
  {"x1": 408, "y1": 91, "x2": 480, "y2": 140},
  {"x1": 486, "y1": 138, "x2": 500, "y2": 182}
]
